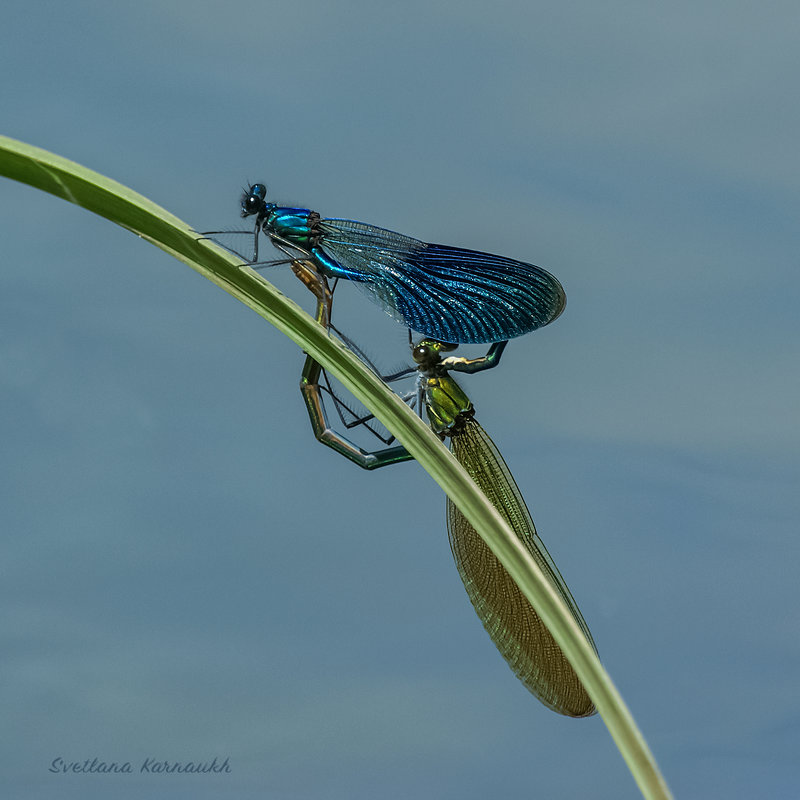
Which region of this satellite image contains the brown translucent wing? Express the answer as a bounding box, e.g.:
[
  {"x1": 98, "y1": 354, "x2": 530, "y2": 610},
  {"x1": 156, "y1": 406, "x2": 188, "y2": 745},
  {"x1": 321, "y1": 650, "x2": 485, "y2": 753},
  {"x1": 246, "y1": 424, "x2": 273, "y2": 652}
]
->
[{"x1": 448, "y1": 417, "x2": 597, "y2": 717}]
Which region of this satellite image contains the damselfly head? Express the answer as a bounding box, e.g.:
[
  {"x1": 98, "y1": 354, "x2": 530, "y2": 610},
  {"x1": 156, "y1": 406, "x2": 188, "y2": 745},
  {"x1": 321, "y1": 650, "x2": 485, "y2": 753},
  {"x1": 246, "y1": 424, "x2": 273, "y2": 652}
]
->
[
  {"x1": 241, "y1": 183, "x2": 268, "y2": 218},
  {"x1": 412, "y1": 339, "x2": 457, "y2": 366}
]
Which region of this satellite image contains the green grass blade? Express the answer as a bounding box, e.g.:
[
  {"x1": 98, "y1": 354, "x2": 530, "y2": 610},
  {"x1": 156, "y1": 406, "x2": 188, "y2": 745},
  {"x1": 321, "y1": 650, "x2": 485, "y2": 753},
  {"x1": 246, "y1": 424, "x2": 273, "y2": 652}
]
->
[{"x1": 0, "y1": 134, "x2": 672, "y2": 800}]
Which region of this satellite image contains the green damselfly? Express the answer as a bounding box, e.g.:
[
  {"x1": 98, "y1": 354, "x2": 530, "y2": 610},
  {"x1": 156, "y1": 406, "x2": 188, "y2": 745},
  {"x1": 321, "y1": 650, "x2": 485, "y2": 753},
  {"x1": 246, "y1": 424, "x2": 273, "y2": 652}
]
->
[{"x1": 300, "y1": 290, "x2": 597, "y2": 717}]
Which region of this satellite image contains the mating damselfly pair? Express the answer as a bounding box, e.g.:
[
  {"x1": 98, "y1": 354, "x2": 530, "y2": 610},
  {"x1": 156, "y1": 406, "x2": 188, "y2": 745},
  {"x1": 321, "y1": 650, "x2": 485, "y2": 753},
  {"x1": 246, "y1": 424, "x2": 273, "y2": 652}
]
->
[{"x1": 206, "y1": 184, "x2": 597, "y2": 717}]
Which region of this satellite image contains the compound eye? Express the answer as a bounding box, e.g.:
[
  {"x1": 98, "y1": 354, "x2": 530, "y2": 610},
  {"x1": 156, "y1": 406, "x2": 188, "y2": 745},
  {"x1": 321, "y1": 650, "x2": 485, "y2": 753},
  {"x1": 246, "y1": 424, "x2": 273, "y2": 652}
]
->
[
  {"x1": 241, "y1": 184, "x2": 267, "y2": 216},
  {"x1": 412, "y1": 344, "x2": 429, "y2": 363}
]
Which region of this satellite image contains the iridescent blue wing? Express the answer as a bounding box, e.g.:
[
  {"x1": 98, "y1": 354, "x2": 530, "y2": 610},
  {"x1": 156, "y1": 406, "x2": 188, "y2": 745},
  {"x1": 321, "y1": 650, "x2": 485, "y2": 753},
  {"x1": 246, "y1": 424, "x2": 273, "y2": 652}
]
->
[{"x1": 317, "y1": 219, "x2": 566, "y2": 344}]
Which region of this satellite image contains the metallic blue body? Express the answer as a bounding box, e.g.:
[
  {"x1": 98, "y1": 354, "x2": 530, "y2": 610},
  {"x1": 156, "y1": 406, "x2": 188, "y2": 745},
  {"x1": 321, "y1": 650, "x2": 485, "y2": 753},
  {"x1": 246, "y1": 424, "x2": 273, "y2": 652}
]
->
[
  {"x1": 264, "y1": 207, "x2": 320, "y2": 249},
  {"x1": 308, "y1": 245, "x2": 368, "y2": 283},
  {"x1": 241, "y1": 183, "x2": 566, "y2": 344}
]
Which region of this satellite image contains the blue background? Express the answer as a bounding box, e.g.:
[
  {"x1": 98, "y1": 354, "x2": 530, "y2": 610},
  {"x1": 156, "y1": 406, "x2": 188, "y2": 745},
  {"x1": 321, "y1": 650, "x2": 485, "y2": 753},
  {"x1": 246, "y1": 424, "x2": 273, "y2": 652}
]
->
[{"x1": 1, "y1": 2, "x2": 798, "y2": 798}]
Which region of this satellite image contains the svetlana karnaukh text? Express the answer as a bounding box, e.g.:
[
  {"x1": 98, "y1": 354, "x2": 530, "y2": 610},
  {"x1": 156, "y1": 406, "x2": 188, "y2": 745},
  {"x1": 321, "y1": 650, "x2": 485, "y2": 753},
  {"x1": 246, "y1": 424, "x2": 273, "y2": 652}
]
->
[{"x1": 49, "y1": 756, "x2": 231, "y2": 774}]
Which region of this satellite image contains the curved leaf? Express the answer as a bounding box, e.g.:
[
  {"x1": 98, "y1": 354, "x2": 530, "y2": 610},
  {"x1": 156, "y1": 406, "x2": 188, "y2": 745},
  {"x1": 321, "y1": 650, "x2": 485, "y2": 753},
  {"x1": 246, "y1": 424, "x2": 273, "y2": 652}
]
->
[{"x1": 0, "y1": 134, "x2": 672, "y2": 800}]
